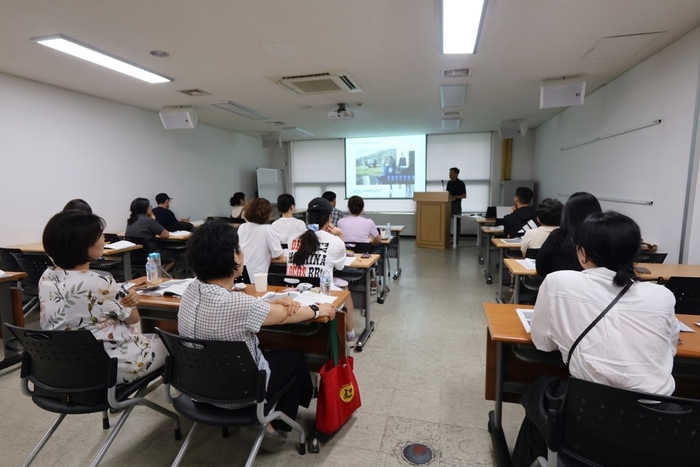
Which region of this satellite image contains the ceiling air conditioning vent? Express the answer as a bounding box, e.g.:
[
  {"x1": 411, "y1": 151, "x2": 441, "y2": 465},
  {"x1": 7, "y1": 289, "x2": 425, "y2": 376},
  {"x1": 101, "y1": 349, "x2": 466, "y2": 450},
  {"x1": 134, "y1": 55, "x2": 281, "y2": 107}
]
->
[{"x1": 273, "y1": 71, "x2": 362, "y2": 95}]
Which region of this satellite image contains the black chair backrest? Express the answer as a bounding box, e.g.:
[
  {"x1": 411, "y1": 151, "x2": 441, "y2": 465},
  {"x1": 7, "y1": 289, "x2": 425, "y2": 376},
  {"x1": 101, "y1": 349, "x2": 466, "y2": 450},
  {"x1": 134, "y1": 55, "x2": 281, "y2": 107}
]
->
[
  {"x1": 11, "y1": 253, "x2": 54, "y2": 285},
  {"x1": 235, "y1": 266, "x2": 251, "y2": 284},
  {"x1": 0, "y1": 247, "x2": 23, "y2": 272},
  {"x1": 635, "y1": 252, "x2": 667, "y2": 263},
  {"x1": 268, "y1": 273, "x2": 320, "y2": 288},
  {"x1": 123, "y1": 236, "x2": 154, "y2": 264},
  {"x1": 345, "y1": 242, "x2": 376, "y2": 254},
  {"x1": 556, "y1": 378, "x2": 699, "y2": 466},
  {"x1": 104, "y1": 233, "x2": 122, "y2": 244},
  {"x1": 4, "y1": 324, "x2": 113, "y2": 394},
  {"x1": 156, "y1": 329, "x2": 264, "y2": 405},
  {"x1": 525, "y1": 248, "x2": 539, "y2": 260},
  {"x1": 664, "y1": 276, "x2": 700, "y2": 314},
  {"x1": 485, "y1": 206, "x2": 496, "y2": 219}
]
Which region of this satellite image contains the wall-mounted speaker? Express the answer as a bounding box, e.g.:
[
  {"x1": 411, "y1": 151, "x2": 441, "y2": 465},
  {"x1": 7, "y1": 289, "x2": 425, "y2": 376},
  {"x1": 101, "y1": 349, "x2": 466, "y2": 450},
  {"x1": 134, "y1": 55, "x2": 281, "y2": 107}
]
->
[
  {"x1": 261, "y1": 133, "x2": 280, "y2": 148},
  {"x1": 540, "y1": 77, "x2": 586, "y2": 109},
  {"x1": 159, "y1": 106, "x2": 198, "y2": 129},
  {"x1": 498, "y1": 119, "x2": 528, "y2": 139}
]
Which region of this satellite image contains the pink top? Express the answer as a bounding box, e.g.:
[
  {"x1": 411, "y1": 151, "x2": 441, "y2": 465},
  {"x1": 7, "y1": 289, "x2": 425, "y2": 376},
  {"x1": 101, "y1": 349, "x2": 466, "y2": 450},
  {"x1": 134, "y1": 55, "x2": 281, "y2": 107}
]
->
[{"x1": 337, "y1": 215, "x2": 379, "y2": 243}]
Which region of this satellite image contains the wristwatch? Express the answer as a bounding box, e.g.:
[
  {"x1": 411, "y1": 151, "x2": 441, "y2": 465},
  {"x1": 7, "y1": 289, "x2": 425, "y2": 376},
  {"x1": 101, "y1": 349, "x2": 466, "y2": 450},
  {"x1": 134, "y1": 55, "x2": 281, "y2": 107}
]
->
[{"x1": 309, "y1": 304, "x2": 320, "y2": 320}]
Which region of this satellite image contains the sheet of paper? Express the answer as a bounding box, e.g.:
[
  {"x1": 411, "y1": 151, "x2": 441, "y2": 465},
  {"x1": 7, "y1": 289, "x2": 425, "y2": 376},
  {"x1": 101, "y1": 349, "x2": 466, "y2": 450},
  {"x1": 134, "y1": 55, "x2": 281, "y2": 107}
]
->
[
  {"x1": 489, "y1": 225, "x2": 505, "y2": 231},
  {"x1": 516, "y1": 258, "x2": 537, "y2": 270},
  {"x1": 104, "y1": 240, "x2": 136, "y2": 250},
  {"x1": 0, "y1": 269, "x2": 7, "y2": 278},
  {"x1": 679, "y1": 322, "x2": 695, "y2": 333},
  {"x1": 137, "y1": 279, "x2": 194, "y2": 297},
  {"x1": 344, "y1": 256, "x2": 357, "y2": 266},
  {"x1": 516, "y1": 308, "x2": 533, "y2": 333},
  {"x1": 502, "y1": 238, "x2": 521, "y2": 244},
  {"x1": 169, "y1": 230, "x2": 192, "y2": 237},
  {"x1": 261, "y1": 290, "x2": 337, "y2": 307},
  {"x1": 191, "y1": 220, "x2": 205, "y2": 227}
]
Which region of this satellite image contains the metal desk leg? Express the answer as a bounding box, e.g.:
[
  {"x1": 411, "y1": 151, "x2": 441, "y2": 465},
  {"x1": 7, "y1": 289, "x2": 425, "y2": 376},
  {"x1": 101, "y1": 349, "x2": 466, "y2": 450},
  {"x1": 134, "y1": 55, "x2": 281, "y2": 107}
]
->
[
  {"x1": 393, "y1": 233, "x2": 401, "y2": 280},
  {"x1": 122, "y1": 252, "x2": 132, "y2": 281},
  {"x1": 378, "y1": 244, "x2": 388, "y2": 304},
  {"x1": 355, "y1": 268, "x2": 374, "y2": 351},
  {"x1": 484, "y1": 234, "x2": 493, "y2": 284},
  {"x1": 477, "y1": 227, "x2": 484, "y2": 264},
  {"x1": 512, "y1": 274, "x2": 521, "y2": 304},
  {"x1": 496, "y1": 248, "x2": 505, "y2": 302},
  {"x1": 488, "y1": 341, "x2": 512, "y2": 467},
  {"x1": 0, "y1": 282, "x2": 22, "y2": 370}
]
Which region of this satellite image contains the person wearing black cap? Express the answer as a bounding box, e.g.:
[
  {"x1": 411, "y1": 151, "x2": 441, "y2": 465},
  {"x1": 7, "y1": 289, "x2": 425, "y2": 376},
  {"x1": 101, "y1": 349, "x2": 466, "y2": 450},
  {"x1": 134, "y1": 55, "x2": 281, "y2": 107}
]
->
[
  {"x1": 287, "y1": 197, "x2": 357, "y2": 345},
  {"x1": 152, "y1": 193, "x2": 193, "y2": 232}
]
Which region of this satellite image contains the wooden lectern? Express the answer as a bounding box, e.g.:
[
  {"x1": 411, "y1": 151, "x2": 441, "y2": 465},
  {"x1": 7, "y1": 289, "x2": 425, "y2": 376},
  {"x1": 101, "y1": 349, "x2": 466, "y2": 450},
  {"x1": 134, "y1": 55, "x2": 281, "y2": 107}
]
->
[{"x1": 413, "y1": 192, "x2": 451, "y2": 249}]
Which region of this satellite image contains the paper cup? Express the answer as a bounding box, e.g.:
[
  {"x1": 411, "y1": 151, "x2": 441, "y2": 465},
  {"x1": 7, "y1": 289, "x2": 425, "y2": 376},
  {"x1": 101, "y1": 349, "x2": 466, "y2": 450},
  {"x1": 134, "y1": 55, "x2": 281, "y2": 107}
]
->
[{"x1": 254, "y1": 273, "x2": 268, "y2": 292}]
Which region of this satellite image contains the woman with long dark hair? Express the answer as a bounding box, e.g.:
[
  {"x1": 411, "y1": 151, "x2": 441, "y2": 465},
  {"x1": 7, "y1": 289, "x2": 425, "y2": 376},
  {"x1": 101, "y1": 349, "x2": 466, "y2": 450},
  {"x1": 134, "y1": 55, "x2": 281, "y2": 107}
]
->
[
  {"x1": 513, "y1": 211, "x2": 679, "y2": 466},
  {"x1": 535, "y1": 191, "x2": 601, "y2": 276},
  {"x1": 288, "y1": 197, "x2": 356, "y2": 344},
  {"x1": 125, "y1": 197, "x2": 170, "y2": 239}
]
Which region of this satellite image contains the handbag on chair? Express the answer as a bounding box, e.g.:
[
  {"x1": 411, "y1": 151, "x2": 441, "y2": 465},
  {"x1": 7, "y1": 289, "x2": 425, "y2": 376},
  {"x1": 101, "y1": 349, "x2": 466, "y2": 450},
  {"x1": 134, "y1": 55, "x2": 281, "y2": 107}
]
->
[{"x1": 315, "y1": 319, "x2": 361, "y2": 434}]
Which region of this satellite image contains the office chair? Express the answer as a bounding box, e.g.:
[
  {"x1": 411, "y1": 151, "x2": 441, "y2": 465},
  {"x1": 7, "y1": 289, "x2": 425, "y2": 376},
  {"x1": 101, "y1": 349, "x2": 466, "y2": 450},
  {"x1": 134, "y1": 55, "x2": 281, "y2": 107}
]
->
[
  {"x1": 156, "y1": 329, "x2": 307, "y2": 467},
  {"x1": 533, "y1": 377, "x2": 700, "y2": 467},
  {"x1": 4, "y1": 324, "x2": 181, "y2": 467},
  {"x1": 10, "y1": 252, "x2": 54, "y2": 319},
  {"x1": 664, "y1": 276, "x2": 700, "y2": 315}
]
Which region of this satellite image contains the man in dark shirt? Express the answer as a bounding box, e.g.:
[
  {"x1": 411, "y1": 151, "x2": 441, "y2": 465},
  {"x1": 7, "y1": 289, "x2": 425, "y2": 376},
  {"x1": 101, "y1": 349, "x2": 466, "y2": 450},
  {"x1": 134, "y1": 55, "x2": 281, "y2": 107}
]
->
[
  {"x1": 152, "y1": 193, "x2": 193, "y2": 231},
  {"x1": 500, "y1": 187, "x2": 538, "y2": 238},
  {"x1": 446, "y1": 167, "x2": 467, "y2": 244}
]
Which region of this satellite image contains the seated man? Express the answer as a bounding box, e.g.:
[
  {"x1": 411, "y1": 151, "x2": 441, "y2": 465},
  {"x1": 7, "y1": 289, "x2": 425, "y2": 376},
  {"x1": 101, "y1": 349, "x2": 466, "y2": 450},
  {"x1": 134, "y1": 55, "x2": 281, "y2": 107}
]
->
[
  {"x1": 322, "y1": 191, "x2": 343, "y2": 226},
  {"x1": 499, "y1": 187, "x2": 538, "y2": 238},
  {"x1": 520, "y1": 198, "x2": 563, "y2": 257},
  {"x1": 152, "y1": 193, "x2": 193, "y2": 231},
  {"x1": 337, "y1": 195, "x2": 381, "y2": 243}
]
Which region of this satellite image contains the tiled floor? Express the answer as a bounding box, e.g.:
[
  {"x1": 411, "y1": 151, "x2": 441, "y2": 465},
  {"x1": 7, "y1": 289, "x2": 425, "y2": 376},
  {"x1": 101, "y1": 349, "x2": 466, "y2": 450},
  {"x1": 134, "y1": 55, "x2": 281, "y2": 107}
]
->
[{"x1": 0, "y1": 238, "x2": 525, "y2": 466}]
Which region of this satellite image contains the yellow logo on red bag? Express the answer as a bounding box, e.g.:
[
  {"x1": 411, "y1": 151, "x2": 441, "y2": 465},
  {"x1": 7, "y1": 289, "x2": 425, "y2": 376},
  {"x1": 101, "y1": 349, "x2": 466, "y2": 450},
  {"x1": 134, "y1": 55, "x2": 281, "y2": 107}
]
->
[{"x1": 340, "y1": 383, "x2": 354, "y2": 402}]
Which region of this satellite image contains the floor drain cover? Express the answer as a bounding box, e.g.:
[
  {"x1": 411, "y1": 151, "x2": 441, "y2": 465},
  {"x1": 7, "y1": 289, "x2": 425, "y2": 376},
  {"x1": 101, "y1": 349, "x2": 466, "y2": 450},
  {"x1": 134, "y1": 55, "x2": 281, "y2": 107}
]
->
[{"x1": 401, "y1": 443, "x2": 434, "y2": 465}]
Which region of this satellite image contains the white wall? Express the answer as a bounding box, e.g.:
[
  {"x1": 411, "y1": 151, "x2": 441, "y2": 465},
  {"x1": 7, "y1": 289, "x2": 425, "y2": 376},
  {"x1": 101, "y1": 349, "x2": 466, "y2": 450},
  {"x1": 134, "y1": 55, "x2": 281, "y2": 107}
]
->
[
  {"x1": 490, "y1": 131, "x2": 536, "y2": 205},
  {"x1": 533, "y1": 26, "x2": 700, "y2": 263},
  {"x1": 0, "y1": 72, "x2": 272, "y2": 246}
]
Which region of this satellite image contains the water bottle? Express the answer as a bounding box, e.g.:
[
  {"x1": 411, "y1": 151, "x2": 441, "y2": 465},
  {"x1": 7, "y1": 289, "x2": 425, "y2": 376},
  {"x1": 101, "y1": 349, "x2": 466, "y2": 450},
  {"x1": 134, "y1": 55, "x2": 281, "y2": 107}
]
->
[
  {"x1": 146, "y1": 252, "x2": 163, "y2": 286},
  {"x1": 320, "y1": 266, "x2": 332, "y2": 295},
  {"x1": 385, "y1": 222, "x2": 391, "y2": 239}
]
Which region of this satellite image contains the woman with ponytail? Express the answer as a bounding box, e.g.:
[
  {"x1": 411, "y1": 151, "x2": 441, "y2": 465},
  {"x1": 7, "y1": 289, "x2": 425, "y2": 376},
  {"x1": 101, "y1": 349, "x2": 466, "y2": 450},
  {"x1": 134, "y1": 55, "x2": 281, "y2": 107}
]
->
[
  {"x1": 287, "y1": 197, "x2": 356, "y2": 345},
  {"x1": 512, "y1": 211, "x2": 680, "y2": 466}
]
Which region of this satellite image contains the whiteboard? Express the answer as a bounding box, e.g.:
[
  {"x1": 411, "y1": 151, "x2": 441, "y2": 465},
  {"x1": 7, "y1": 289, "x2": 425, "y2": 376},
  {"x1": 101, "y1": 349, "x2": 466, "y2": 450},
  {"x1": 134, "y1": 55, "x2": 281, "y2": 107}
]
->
[{"x1": 256, "y1": 168, "x2": 285, "y2": 203}]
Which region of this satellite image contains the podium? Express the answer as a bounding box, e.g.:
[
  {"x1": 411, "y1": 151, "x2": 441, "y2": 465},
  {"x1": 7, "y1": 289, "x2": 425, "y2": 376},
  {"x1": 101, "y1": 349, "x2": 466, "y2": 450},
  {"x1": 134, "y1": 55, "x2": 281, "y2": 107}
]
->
[{"x1": 413, "y1": 192, "x2": 451, "y2": 249}]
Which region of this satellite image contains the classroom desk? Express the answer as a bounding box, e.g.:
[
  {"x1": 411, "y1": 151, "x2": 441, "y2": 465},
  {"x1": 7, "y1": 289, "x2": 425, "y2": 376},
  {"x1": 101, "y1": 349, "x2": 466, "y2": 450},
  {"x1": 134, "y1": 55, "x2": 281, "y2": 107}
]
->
[
  {"x1": 483, "y1": 302, "x2": 700, "y2": 467},
  {"x1": 376, "y1": 224, "x2": 405, "y2": 304},
  {"x1": 132, "y1": 278, "x2": 349, "y2": 369},
  {"x1": 473, "y1": 218, "x2": 496, "y2": 260},
  {"x1": 8, "y1": 242, "x2": 142, "y2": 281},
  {"x1": 481, "y1": 227, "x2": 505, "y2": 284},
  {"x1": 115, "y1": 231, "x2": 191, "y2": 242},
  {"x1": 503, "y1": 258, "x2": 538, "y2": 304},
  {"x1": 271, "y1": 253, "x2": 380, "y2": 351},
  {"x1": 491, "y1": 238, "x2": 522, "y2": 301},
  {"x1": 635, "y1": 263, "x2": 700, "y2": 281},
  {"x1": 0, "y1": 271, "x2": 27, "y2": 370}
]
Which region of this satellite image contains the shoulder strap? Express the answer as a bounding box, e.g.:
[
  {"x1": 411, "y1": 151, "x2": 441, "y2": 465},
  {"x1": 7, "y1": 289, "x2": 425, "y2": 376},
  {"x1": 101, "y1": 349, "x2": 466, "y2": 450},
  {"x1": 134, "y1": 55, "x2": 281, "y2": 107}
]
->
[{"x1": 565, "y1": 281, "x2": 633, "y2": 368}]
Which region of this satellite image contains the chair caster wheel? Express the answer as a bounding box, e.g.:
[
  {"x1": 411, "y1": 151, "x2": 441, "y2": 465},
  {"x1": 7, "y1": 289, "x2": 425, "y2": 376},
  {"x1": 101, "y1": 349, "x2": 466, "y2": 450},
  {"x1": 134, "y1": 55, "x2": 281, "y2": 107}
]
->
[
  {"x1": 479, "y1": 259, "x2": 484, "y2": 265},
  {"x1": 377, "y1": 297, "x2": 384, "y2": 304},
  {"x1": 486, "y1": 278, "x2": 493, "y2": 285},
  {"x1": 309, "y1": 435, "x2": 320, "y2": 453},
  {"x1": 393, "y1": 274, "x2": 398, "y2": 280}
]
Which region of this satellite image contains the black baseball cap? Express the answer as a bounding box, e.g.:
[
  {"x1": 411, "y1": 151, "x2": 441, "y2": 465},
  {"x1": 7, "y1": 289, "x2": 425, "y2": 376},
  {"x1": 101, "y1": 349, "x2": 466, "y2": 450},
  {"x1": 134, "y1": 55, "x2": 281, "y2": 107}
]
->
[{"x1": 307, "y1": 197, "x2": 332, "y2": 218}]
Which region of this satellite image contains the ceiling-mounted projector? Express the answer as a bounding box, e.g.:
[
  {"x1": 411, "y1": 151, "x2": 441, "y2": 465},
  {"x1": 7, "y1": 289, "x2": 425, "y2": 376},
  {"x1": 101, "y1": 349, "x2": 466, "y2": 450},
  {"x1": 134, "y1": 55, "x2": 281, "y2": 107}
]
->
[{"x1": 328, "y1": 103, "x2": 354, "y2": 120}]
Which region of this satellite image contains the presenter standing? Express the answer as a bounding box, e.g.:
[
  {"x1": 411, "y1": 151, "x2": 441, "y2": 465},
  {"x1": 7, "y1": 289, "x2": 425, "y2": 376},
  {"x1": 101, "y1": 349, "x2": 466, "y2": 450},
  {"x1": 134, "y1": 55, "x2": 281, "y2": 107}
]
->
[{"x1": 446, "y1": 167, "x2": 467, "y2": 244}]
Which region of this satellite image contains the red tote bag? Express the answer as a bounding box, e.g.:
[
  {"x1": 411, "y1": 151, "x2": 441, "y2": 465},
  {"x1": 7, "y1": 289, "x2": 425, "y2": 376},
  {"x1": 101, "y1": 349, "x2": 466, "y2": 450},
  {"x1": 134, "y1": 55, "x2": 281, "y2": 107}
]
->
[{"x1": 315, "y1": 319, "x2": 361, "y2": 434}]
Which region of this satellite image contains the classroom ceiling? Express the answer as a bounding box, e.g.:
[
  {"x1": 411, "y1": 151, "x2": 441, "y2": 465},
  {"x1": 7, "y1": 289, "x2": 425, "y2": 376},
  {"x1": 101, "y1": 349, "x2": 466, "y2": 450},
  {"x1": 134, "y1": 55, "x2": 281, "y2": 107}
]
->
[{"x1": 2, "y1": 0, "x2": 700, "y2": 141}]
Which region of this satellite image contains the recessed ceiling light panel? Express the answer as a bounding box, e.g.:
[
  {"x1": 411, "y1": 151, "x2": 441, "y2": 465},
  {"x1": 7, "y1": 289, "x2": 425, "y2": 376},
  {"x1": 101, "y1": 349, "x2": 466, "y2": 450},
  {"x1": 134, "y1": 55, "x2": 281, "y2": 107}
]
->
[
  {"x1": 440, "y1": 85, "x2": 467, "y2": 108},
  {"x1": 442, "y1": 118, "x2": 461, "y2": 131},
  {"x1": 442, "y1": 0, "x2": 487, "y2": 54},
  {"x1": 211, "y1": 101, "x2": 270, "y2": 120},
  {"x1": 31, "y1": 35, "x2": 172, "y2": 84}
]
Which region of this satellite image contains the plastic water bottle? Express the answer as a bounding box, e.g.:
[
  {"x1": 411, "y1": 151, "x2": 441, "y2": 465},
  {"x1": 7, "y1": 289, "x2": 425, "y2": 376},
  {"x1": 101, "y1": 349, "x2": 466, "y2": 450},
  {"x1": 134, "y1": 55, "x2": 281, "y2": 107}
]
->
[
  {"x1": 320, "y1": 266, "x2": 332, "y2": 295},
  {"x1": 146, "y1": 252, "x2": 162, "y2": 286}
]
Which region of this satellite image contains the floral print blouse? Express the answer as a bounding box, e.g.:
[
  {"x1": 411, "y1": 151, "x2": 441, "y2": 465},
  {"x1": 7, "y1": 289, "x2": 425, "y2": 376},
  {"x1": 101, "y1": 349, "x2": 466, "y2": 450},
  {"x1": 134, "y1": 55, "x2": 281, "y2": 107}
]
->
[{"x1": 39, "y1": 268, "x2": 160, "y2": 385}]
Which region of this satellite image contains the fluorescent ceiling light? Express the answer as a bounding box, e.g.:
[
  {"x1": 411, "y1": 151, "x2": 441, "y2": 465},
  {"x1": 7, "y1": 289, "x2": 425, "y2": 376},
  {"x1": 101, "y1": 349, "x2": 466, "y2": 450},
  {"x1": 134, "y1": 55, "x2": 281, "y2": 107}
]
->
[
  {"x1": 211, "y1": 101, "x2": 270, "y2": 120},
  {"x1": 442, "y1": 118, "x2": 461, "y2": 131},
  {"x1": 31, "y1": 35, "x2": 171, "y2": 84},
  {"x1": 442, "y1": 0, "x2": 487, "y2": 54},
  {"x1": 282, "y1": 126, "x2": 315, "y2": 137},
  {"x1": 440, "y1": 85, "x2": 467, "y2": 108}
]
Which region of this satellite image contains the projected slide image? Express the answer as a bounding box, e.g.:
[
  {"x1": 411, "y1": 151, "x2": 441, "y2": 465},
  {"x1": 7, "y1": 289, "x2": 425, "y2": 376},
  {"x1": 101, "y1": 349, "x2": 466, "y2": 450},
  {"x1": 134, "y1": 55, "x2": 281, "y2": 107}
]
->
[{"x1": 345, "y1": 135, "x2": 426, "y2": 199}]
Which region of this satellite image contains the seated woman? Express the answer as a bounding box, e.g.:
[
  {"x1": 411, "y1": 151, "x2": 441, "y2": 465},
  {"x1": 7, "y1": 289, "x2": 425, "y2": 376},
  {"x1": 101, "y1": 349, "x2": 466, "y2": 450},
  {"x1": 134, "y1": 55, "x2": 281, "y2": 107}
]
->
[
  {"x1": 39, "y1": 210, "x2": 166, "y2": 385},
  {"x1": 62, "y1": 198, "x2": 92, "y2": 213},
  {"x1": 536, "y1": 191, "x2": 601, "y2": 276},
  {"x1": 288, "y1": 197, "x2": 356, "y2": 344},
  {"x1": 337, "y1": 195, "x2": 382, "y2": 243},
  {"x1": 237, "y1": 198, "x2": 284, "y2": 284},
  {"x1": 230, "y1": 192, "x2": 246, "y2": 220},
  {"x1": 125, "y1": 197, "x2": 170, "y2": 239},
  {"x1": 271, "y1": 194, "x2": 306, "y2": 245},
  {"x1": 512, "y1": 211, "x2": 679, "y2": 466},
  {"x1": 178, "y1": 220, "x2": 335, "y2": 441}
]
